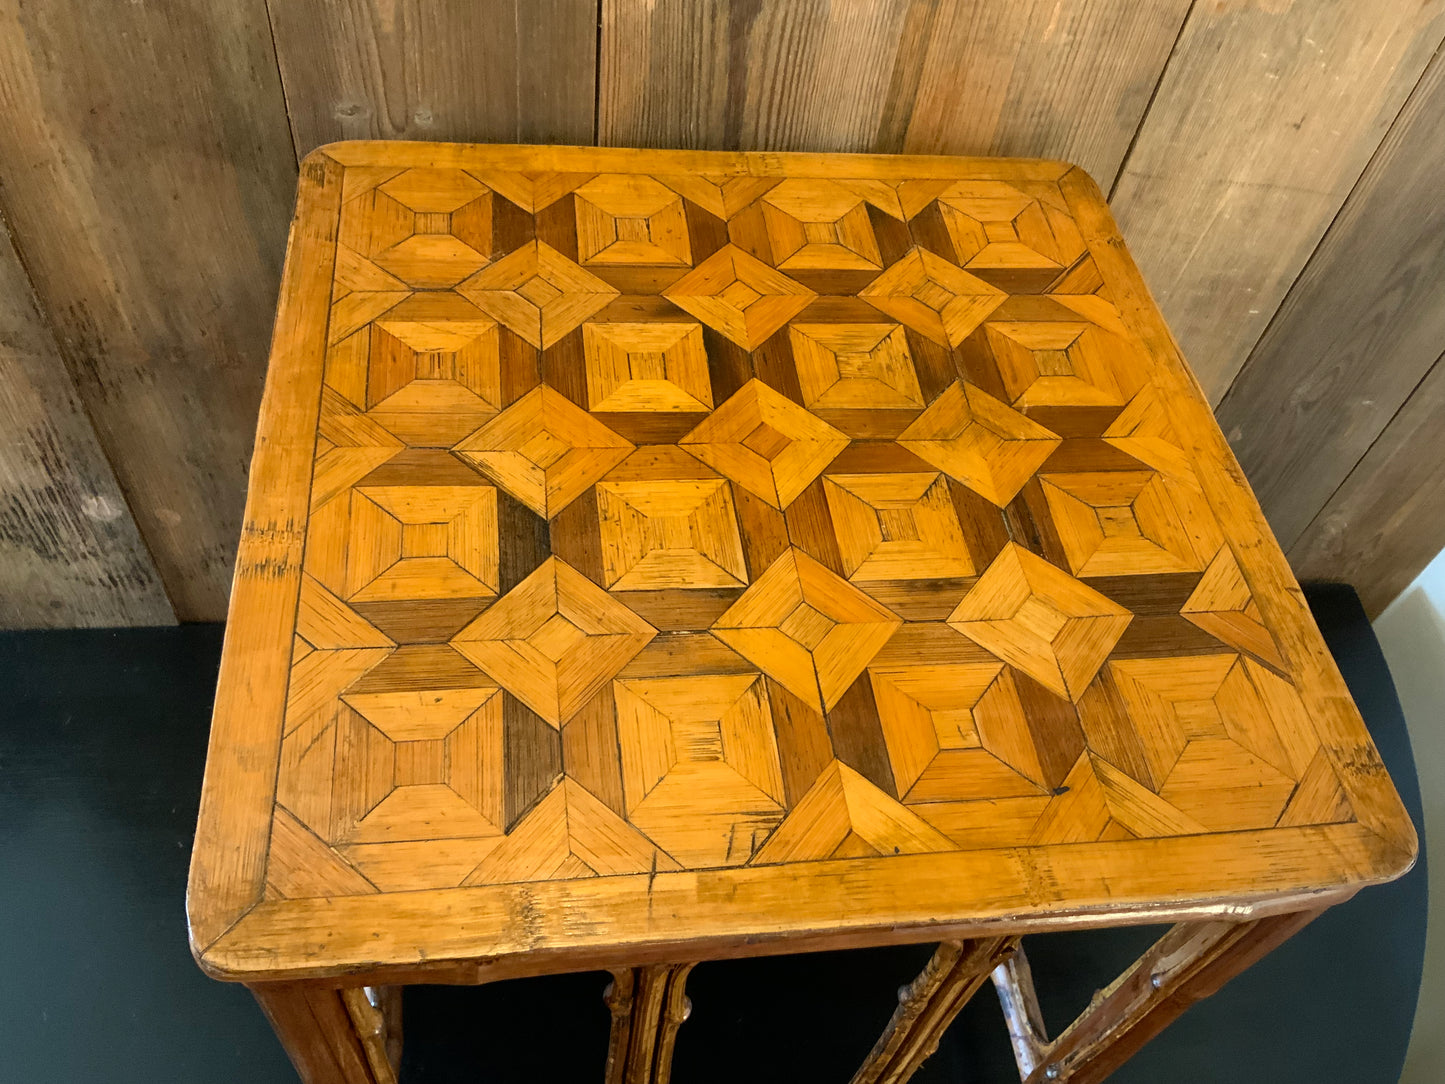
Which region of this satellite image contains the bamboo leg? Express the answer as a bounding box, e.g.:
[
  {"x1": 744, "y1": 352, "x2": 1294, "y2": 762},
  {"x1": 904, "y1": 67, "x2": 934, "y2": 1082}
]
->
[
  {"x1": 341, "y1": 986, "x2": 401, "y2": 1084},
  {"x1": 250, "y1": 981, "x2": 379, "y2": 1084},
  {"x1": 851, "y1": 937, "x2": 1020, "y2": 1084},
  {"x1": 604, "y1": 963, "x2": 695, "y2": 1084},
  {"x1": 990, "y1": 908, "x2": 1323, "y2": 1083}
]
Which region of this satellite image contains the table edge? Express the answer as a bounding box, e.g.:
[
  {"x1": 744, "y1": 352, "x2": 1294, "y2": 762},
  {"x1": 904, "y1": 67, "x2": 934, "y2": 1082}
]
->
[{"x1": 186, "y1": 143, "x2": 1419, "y2": 982}]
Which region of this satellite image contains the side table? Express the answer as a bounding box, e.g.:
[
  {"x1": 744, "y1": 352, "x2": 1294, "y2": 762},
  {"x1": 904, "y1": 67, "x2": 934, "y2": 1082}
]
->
[{"x1": 188, "y1": 143, "x2": 1416, "y2": 1084}]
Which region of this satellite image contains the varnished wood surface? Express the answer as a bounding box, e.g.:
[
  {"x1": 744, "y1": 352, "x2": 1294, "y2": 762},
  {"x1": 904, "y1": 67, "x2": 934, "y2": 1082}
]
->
[{"x1": 188, "y1": 143, "x2": 1415, "y2": 983}]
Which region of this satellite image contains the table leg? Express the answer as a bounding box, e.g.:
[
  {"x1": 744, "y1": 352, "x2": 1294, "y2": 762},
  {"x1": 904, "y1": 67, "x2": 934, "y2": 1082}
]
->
[
  {"x1": 603, "y1": 963, "x2": 695, "y2": 1084},
  {"x1": 341, "y1": 986, "x2": 402, "y2": 1084},
  {"x1": 249, "y1": 981, "x2": 382, "y2": 1084},
  {"x1": 991, "y1": 908, "x2": 1323, "y2": 1083},
  {"x1": 851, "y1": 937, "x2": 1020, "y2": 1084}
]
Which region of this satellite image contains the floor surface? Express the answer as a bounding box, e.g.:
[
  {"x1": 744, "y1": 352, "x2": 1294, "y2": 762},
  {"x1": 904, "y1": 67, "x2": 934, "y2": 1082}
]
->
[{"x1": 0, "y1": 586, "x2": 1426, "y2": 1083}]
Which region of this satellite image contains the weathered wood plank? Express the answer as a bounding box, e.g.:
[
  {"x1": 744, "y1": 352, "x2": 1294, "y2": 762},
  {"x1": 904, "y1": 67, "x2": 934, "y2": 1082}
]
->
[
  {"x1": 1220, "y1": 43, "x2": 1445, "y2": 550},
  {"x1": 897, "y1": 0, "x2": 1192, "y2": 184},
  {"x1": 1289, "y1": 354, "x2": 1445, "y2": 618},
  {"x1": 599, "y1": 0, "x2": 914, "y2": 151},
  {"x1": 0, "y1": 0, "x2": 299, "y2": 620},
  {"x1": 269, "y1": 0, "x2": 597, "y2": 157},
  {"x1": 599, "y1": 0, "x2": 1190, "y2": 185},
  {"x1": 1111, "y1": 0, "x2": 1445, "y2": 401},
  {"x1": 0, "y1": 222, "x2": 174, "y2": 628}
]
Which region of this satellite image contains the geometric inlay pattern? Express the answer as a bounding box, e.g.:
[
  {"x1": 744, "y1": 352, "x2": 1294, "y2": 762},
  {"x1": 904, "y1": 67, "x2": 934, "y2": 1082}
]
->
[
  {"x1": 574, "y1": 174, "x2": 692, "y2": 266},
  {"x1": 664, "y1": 245, "x2": 816, "y2": 349},
  {"x1": 869, "y1": 662, "x2": 1045, "y2": 802},
  {"x1": 790, "y1": 324, "x2": 922, "y2": 409},
  {"x1": 935, "y1": 180, "x2": 1086, "y2": 274},
  {"x1": 822, "y1": 473, "x2": 974, "y2": 582},
  {"x1": 712, "y1": 549, "x2": 902, "y2": 712},
  {"x1": 458, "y1": 240, "x2": 619, "y2": 348},
  {"x1": 452, "y1": 386, "x2": 634, "y2": 519},
  {"x1": 615, "y1": 674, "x2": 785, "y2": 866},
  {"x1": 760, "y1": 179, "x2": 885, "y2": 271},
  {"x1": 306, "y1": 485, "x2": 499, "y2": 604},
  {"x1": 981, "y1": 322, "x2": 1134, "y2": 408},
  {"x1": 680, "y1": 379, "x2": 849, "y2": 508},
  {"x1": 582, "y1": 322, "x2": 712, "y2": 412},
  {"x1": 1041, "y1": 470, "x2": 1213, "y2": 577},
  {"x1": 596, "y1": 478, "x2": 748, "y2": 590},
  {"x1": 451, "y1": 557, "x2": 656, "y2": 726},
  {"x1": 239, "y1": 151, "x2": 1379, "y2": 918},
  {"x1": 860, "y1": 247, "x2": 1006, "y2": 346},
  {"x1": 948, "y1": 544, "x2": 1132, "y2": 701},
  {"x1": 899, "y1": 382, "x2": 1062, "y2": 506}
]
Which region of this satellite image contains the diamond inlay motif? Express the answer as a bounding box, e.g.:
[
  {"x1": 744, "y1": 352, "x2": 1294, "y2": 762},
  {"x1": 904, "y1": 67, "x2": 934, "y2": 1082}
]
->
[
  {"x1": 329, "y1": 686, "x2": 506, "y2": 846},
  {"x1": 760, "y1": 178, "x2": 884, "y2": 270},
  {"x1": 305, "y1": 485, "x2": 498, "y2": 603},
  {"x1": 574, "y1": 174, "x2": 692, "y2": 266},
  {"x1": 948, "y1": 543, "x2": 1131, "y2": 701},
  {"x1": 451, "y1": 557, "x2": 656, "y2": 726},
  {"x1": 457, "y1": 241, "x2": 619, "y2": 348},
  {"x1": 214, "y1": 149, "x2": 1387, "y2": 941},
  {"x1": 859, "y1": 247, "x2": 1006, "y2": 346},
  {"x1": 712, "y1": 548, "x2": 902, "y2": 712},
  {"x1": 899, "y1": 382, "x2": 1062, "y2": 506},
  {"x1": 362, "y1": 293, "x2": 501, "y2": 445},
  {"x1": 679, "y1": 379, "x2": 848, "y2": 508},
  {"x1": 936, "y1": 180, "x2": 1086, "y2": 271},
  {"x1": 1041, "y1": 470, "x2": 1216, "y2": 577},
  {"x1": 982, "y1": 322, "x2": 1136, "y2": 408},
  {"x1": 452, "y1": 386, "x2": 633, "y2": 518},
  {"x1": 1180, "y1": 547, "x2": 1288, "y2": 669},
  {"x1": 664, "y1": 244, "x2": 815, "y2": 348}
]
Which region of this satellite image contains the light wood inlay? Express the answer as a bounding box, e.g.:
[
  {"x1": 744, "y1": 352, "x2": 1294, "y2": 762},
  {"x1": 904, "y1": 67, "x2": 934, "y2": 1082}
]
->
[{"x1": 190, "y1": 152, "x2": 1415, "y2": 1081}]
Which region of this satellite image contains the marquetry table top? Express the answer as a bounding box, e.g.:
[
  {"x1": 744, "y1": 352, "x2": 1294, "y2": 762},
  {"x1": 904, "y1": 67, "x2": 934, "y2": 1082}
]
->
[{"x1": 189, "y1": 143, "x2": 1414, "y2": 982}]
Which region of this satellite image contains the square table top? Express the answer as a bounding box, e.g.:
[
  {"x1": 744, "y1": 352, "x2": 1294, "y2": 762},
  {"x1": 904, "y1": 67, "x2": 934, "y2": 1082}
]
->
[{"x1": 188, "y1": 142, "x2": 1415, "y2": 983}]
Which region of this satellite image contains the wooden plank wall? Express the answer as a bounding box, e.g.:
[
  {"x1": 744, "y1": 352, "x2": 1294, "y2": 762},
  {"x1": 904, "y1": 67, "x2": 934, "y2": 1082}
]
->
[{"x1": 1, "y1": 0, "x2": 1443, "y2": 626}]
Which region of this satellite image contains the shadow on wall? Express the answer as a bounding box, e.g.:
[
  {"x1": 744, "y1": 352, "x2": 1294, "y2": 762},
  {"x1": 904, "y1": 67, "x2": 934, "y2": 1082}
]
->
[{"x1": 1374, "y1": 550, "x2": 1445, "y2": 1084}]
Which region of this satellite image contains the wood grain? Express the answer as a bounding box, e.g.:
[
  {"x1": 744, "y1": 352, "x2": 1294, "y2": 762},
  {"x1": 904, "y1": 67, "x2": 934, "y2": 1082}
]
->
[
  {"x1": 851, "y1": 937, "x2": 1017, "y2": 1084},
  {"x1": 599, "y1": 0, "x2": 915, "y2": 152},
  {"x1": 0, "y1": 0, "x2": 298, "y2": 620},
  {"x1": 1111, "y1": 0, "x2": 1445, "y2": 401},
  {"x1": 189, "y1": 145, "x2": 1413, "y2": 993},
  {"x1": 1289, "y1": 354, "x2": 1445, "y2": 617},
  {"x1": 188, "y1": 151, "x2": 344, "y2": 949},
  {"x1": 1219, "y1": 43, "x2": 1445, "y2": 550},
  {"x1": 1060, "y1": 164, "x2": 1414, "y2": 857},
  {"x1": 896, "y1": 0, "x2": 1191, "y2": 184},
  {"x1": 268, "y1": 0, "x2": 597, "y2": 156},
  {"x1": 0, "y1": 221, "x2": 172, "y2": 627},
  {"x1": 250, "y1": 982, "x2": 378, "y2": 1084},
  {"x1": 599, "y1": 0, "x2": 1191, "y2": 187}
]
